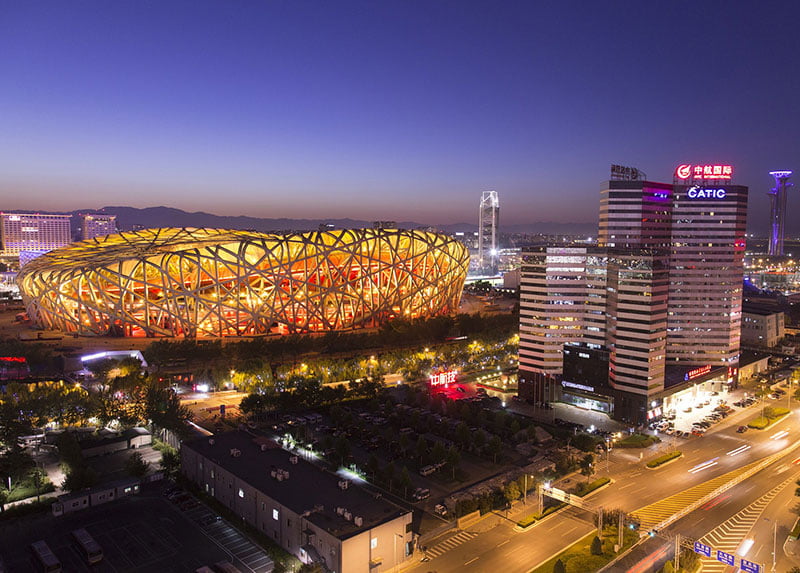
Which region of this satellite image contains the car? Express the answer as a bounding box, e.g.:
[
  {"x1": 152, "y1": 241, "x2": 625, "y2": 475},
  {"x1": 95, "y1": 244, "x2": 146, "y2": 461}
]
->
[
  {"x1": 737, "y1": 425, "x2": 748, "y2": 433},
  {"x1": 683, "y1": 407, "x2": 692, "y2": 413},
  {"x1": 434, "y1": 504, "x2": 448, "y2": 516},
  {"x1": 413, "y1": 488, "x2": 431, "y2": 501},
  {"x1": 691, "y1": 428, "x2": 705, "y2": 436}
]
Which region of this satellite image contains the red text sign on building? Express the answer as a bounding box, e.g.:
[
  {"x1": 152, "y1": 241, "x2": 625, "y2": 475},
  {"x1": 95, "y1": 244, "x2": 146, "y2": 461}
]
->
[
  {"x1": 429, "y1": 370, "x2": 457, "y2": 386},
  {"x1": 684, "y1": 364, "x2": 712, "y2": 381},
  {"x1": 675, "y1": 164, "x2": 733, "y2": 180}
]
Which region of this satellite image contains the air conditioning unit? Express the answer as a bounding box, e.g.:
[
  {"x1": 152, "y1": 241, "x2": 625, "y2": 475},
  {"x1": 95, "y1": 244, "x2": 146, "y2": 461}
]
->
[
  {"x1": 344, "y1": 510, "x2": 352, "y2": 521},
  {"x1": 338, "y1": 480, "x2": 350, "y2": 490},
  {"x1": 354, "y1": 516, "x2": 363, "y2": 527},
  {"x1": 230, "y1": 448, "x2": 241, "y2": 457},
  {"x1": 336, "y1": 507, "x2": 344, "y2": 516},
  {"x1": 270, "y1": 469, "x2": 277, "y2": 478},
  {"x1": 208, "y1": 438, "x2": 215, "y2": 446},
  {"x1": 261, "y1": 444, "x2": 268, "y2": 451},
  {"x1": 289, "y1": 455, "x2": 298, "y2": 464}
]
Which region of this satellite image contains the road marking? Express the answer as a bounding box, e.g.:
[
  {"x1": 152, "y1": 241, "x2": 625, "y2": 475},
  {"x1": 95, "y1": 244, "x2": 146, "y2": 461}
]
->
[
  {"x1": 465, "y1": 557, "x2": 479, "y2": 565},
  {"x1": 496, "y1": 540, "x2": 510, "y2": 548}
]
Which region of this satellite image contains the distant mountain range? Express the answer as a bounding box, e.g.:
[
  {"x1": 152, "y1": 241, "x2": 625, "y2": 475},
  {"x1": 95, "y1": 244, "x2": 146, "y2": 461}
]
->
[{"x1": 66, "y1": 205, "x2": 596, "y2": 236}]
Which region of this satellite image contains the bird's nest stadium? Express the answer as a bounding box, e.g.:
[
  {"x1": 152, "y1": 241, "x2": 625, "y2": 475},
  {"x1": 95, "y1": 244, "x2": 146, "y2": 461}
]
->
[{"x1": 16, "y1": 227, "x2": 469, "y2": 337}]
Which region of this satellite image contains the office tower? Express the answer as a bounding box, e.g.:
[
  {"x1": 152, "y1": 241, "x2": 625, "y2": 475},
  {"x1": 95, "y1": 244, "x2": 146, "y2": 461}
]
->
[
  {"x1": 0, "y1": 213, "x2": 72, "y2": 262},
  {"x1": 478, "y1": 191, "x2": 499, "y2": 273},
  {"x1": 767, "y1": 170, "x2": 793, "y2": 256},
  {"x1": 81, "y1": 214, "x2": 117, "y2": 240},
  {"x1": 668, "y1": 180, "x2": 748, "y2": 366},
  {"x1": 519, "y1": 165, "x2": 748, "y2": 423}
]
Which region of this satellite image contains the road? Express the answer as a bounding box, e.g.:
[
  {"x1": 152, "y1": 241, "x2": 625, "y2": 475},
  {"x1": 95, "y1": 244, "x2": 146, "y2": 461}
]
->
[{"x1": 405, "y1": 398, "x2": 800, "y2": 573}]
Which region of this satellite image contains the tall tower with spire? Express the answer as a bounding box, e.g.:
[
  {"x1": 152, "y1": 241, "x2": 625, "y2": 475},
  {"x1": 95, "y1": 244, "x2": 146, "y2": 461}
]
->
[{"x1": 478, "y1": 190, "x2": 499, "y2": 274}]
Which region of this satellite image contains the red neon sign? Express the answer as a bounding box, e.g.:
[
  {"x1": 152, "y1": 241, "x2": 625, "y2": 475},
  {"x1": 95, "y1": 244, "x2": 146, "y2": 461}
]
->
[
  {"x1": 429, "y1": 370, "x2": 457, "y2": 386},
  {"x1": 684, "y1": 364, "x2": 712, "y2": 381},
  {"x1": 675, "y1": 164, "x2": 733, "y2": 180},
  {"x1": 0, "y1": 357, "x2": 26, "y2": 363}
]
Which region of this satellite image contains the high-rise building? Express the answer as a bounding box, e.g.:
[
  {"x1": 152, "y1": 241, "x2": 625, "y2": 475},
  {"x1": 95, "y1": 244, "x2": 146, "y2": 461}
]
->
[
  {"x1": 81, "y1": 214, "x2": 117, "y2": 241},
  {"x1": 478, "y1": 190, "x2": 499, "y2": 273},
  {"x1": 767, "y1": 170, "x2": 793, "y2": 256},
  {"x1": 0, "y1": 213, "x2": 72, "y2": 265},
  {"x1": 519, "y1": 166, "x2": 748, "y2": 423}
]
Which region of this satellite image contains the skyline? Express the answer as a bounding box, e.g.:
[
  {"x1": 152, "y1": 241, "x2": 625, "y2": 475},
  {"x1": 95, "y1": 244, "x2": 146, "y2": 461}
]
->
[{"x1": 2, "y1": 2, "x2": 799, "y2": 231}]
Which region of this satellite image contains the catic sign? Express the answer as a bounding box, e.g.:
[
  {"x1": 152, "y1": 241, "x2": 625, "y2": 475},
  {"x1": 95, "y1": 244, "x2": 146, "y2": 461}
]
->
[
  {"x1": 740, "y1": 559, "x2": 761, "y2": 573},
  {"x1": 684, "y1": 365, "x2": 712, "y2": 381},
  {"x1": 686, "y1": 186, "x2": 727, "y2": 199},
  {"x1": 676, "y1": 164, "x2": 733, "y2": 180},
  {"x1": 429, "y1": 370, "x2": 457, "y2": 387}
]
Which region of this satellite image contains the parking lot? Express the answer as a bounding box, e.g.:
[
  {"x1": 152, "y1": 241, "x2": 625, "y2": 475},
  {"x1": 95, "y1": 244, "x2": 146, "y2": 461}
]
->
[{"x1": 0, "y1": 487, "x2": 273, "y2": 572}]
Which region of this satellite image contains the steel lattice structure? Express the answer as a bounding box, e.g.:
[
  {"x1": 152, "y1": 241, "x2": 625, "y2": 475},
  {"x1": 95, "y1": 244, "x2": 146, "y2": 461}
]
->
[{"x1": 17, "y1": 227, "x2": 469, "y2": 337}]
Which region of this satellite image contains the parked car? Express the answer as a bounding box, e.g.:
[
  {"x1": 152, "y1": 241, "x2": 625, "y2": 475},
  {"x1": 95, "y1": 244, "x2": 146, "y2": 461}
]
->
[
  {"x1": 412, "y1": 488, "x2": 431, "y2": 501},
  {"x1": 736, "y1": 426, "x2": 748, "y2": 433}
]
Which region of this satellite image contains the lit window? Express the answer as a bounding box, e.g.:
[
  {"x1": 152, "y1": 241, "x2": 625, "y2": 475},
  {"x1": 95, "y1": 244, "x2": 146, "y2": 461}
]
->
[
  {"x1": 238, "y1": 488, "x2": 245, "y2": 498},
  {"x1": 371, "y1": 538, "x2": 378, "y2": 549},
  {"x1": 273, "y1": 509, "x2": 279, "y2": 520}
]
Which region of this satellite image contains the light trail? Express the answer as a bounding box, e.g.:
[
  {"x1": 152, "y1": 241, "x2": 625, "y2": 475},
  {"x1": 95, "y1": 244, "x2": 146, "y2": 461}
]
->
[
  {"x1": 726, "y1": 445, "x2": 751, "y2": 457},
  {"x1": 688, "y1": 457, "x2": 719, "y2": 474}
]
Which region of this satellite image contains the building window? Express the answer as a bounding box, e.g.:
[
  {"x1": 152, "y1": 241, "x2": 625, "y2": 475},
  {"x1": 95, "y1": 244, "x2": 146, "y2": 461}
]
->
[
  {"x1": 238, "y1": 488, "x2": 245, "y2": 499},
  {"x1": 273, "y1": 509, "x2": 279, "y2": 520},
  {"x1": 261, "y1": 502, "x2": 265, "y2": 510},
  {"x1": 371, "y1": 538, "x2": 378, "y2": 549}
]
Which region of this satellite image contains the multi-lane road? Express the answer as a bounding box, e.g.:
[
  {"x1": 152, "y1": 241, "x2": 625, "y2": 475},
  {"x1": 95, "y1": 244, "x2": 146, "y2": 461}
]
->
[{"x1": 406, "y1": 399, "x2": 800, "y2": 573}]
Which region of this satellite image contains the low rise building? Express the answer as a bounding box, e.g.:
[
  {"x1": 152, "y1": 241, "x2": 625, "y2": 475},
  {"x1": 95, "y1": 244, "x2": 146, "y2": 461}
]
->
[
  {"x1": 181, "y1": 432, "x2": 413, "y2": 573},
  {"x1": 742, "y1": 305, "x2": 785, "y2": 348}
]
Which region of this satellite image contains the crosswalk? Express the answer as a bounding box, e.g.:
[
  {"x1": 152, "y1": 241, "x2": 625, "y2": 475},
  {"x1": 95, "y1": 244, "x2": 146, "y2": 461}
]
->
[
  {"x1": 424, "y1": 531, "x2": 479, "y2": 559},
  {"x1": 698, "y1": 475, "x2": 795, "y2": 573}
]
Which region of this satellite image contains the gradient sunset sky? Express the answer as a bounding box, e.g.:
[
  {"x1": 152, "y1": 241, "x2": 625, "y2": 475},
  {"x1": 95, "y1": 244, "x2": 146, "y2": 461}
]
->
[{"x1": 1, "y1": 1, "x2": 798, "y2": 230}]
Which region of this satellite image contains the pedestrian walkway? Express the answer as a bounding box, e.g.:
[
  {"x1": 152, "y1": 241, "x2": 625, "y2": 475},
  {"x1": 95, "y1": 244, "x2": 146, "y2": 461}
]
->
[
  {"x1": 699, "y1": 474, "x2": 793, "y2": 573},
  {"x1": 423, "y1": 531, "x2": 479, "y2": 560}
]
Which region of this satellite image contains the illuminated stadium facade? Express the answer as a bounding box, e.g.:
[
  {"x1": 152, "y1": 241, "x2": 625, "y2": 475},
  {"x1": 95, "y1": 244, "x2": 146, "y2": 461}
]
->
[{"x1": 17, "y1": 227, "x2": 469, "y2": 338}]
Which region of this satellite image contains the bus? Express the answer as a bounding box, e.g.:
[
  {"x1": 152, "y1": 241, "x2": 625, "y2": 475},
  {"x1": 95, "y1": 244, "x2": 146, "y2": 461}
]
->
[
  {"x1": 29, "y1": 541, "x2": 61, "y2": 573},
  {"x1": 71, "y1": 528, "x2": 103, "y2": 565}
]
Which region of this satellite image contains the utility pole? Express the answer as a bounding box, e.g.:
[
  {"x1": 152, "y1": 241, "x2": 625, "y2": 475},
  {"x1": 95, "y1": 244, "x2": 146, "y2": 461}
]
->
[
  {"x1": 617, "y1": 511, "x2": 624, "y2": 550},
  {"x1": 523, "y1": 474, "x2": 527, "y2": 505},
  {"x1": 597, "y1": 507, "x2": 603, "y2": 537},
  {"x1": 538, "y1": 485, "x2": 544, "y2": 516},
  {"x1": 773, "y1": 519, "x2": 777, "y2": 573},
  {"x1": 674, "y1": 533, "x2": 680, "y2": 570}
]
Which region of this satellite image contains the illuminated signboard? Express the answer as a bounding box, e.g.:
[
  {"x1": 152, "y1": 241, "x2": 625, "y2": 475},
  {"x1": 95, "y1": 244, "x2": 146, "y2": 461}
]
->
[
  {"x1": 693, "y1": 542, "x2": 711, "y2": 558},
  {"x1": 716, "y1": 551, "x2": 735, "y2": 566},
  {"x1": 675, "y1": 164, "x2": 733, "y2": 180},
  {"x1": 429, "y1": 370, "x2": 457, "y2": 386},
  {"x1": 0, "y1": 357, "x2": 26, "y2": 363},
  {"x1": 684, "y1": 365, "x2": 712, "y2": 381},
  {"x1": 562, "y1": 381, "x2": 594, "y2": 392},
  {"x1": 686, "y1": 186, "x2": 727, "y2": 199},
  {"x1": 610, "y1": 164, "x2": 644, "y2": 181}
]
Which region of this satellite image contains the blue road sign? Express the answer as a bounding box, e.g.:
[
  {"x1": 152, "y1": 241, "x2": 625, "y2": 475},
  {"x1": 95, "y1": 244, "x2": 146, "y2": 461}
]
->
[
  {"x1": 716, "y1": 550, "x2": 734, "y2": 566},
  {"x1": 693, "y1": 541, "x2": 711, "y2": 557},
  {"x1": 740, "y1": 559, "x2": 761, "y2": 573}
]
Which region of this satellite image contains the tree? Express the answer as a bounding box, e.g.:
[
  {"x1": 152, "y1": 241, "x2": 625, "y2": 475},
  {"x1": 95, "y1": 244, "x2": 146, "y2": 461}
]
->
[
  {"x1": 591, "y1": 535, "x2": 603, "y2": 556},
  {"x1": 399, "y1": 466, "x2": 412, "y2": 498},
  {"x1": 486, "y1": 435, "x2": 502, "y2": 463},
  {"x1": 62, "y1": 465, "x2": 97, "y2": 492},
  {"x1": 431, "y1": 441, "x2": 446, "y2": 464},
  {"x1": 662, "y1": 560, "x2": 675, "y2": 573},
  {"x1": 504, "y1": 481, "x2": 520, "y2": 505},
  {"x1": 159, "y1": 447, "x2": 180, "y2": 478},
  {"x1": 446, "y1": 445, "x2": 461, "y2": 479},
  {"x1": 415, "y1": 436, "x2": 428, "y2": 462},
  {"x1": 366, "y1": 454, "x2": 379, "y2": 478},
  {"x1": 553, "y1": 558, "x2": 566, "y2": 573},
  {"x1": 579, "y1": 454, "x2": 595, "y2": 480},
  {"x1": 125, "y1": 452, "x2": 150, "y2": 478}
]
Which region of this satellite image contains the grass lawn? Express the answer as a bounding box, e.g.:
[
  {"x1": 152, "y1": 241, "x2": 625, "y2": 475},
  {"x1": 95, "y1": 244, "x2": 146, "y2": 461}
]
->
[{"x1": 529, "y1": 525, "x2": 639, "y2": 573}]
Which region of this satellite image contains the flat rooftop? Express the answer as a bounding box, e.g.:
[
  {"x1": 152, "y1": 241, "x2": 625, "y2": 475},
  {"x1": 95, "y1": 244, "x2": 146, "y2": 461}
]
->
[{"x1": 183, "y1": 431, "x2": 408, "y2": 540}]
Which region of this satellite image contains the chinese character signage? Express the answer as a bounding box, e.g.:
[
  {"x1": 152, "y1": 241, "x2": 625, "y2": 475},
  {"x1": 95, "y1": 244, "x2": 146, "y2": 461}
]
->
[
  {"x1": 740, "y1": 559, "x2": 761, "y2": 573},
  {"x1": 684, "y1": 365, "x2": 712, "y2": 381},
  {"x1": 429, "y1": 370, "x2": 457, "y2": 387},
  {"x1": 611, "y1": 164, "x2": 644, "y2": 181},
  {"x1": 693, "y1": 541, "x2": 711, "y2": 557},
  {"x1": 716, "y1": 550, "x2": 734, "y2": 566},
  {"x1": 675, "y1": 164, "x2": 733, "y2": 181}
]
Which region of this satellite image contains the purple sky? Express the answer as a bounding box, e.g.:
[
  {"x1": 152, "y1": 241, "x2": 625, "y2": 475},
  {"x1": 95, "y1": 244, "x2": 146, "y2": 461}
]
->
[{"x1": 1, "y1": 1, "x2": 799, "y2": 231}]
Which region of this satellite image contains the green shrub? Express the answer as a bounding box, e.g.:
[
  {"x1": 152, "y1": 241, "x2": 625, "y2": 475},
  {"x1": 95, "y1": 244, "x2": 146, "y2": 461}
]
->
[
  {"x1": 748, "y1": 417, "x2": 770, "y2": 429},
  {"x1": 616, "y1": 434, "x2": 658, "y2": 448},
  {"x1": 553, "y1": 559, "x2": 566, "y2": 573},
  {"x1": 590, "y1": 536, "x2": 602, "y2": 555},
  {"x1": 517, "y1": 515, "x2": 536, "y2": 528},
  {"x1": 574, "y1": 477, "x2": 611, "y2": 497},
  {"x1": 646, "y1": 451, "x2": 682, "y2": 468}
]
